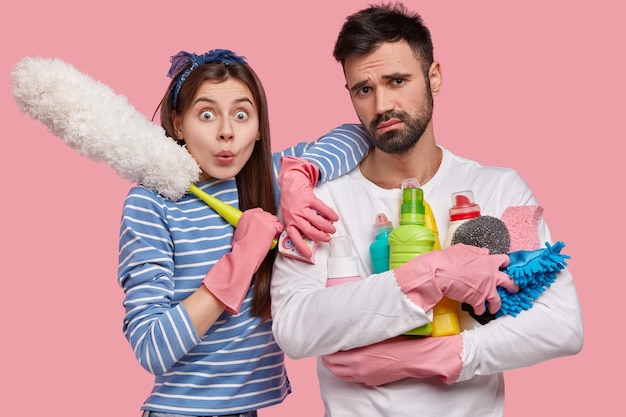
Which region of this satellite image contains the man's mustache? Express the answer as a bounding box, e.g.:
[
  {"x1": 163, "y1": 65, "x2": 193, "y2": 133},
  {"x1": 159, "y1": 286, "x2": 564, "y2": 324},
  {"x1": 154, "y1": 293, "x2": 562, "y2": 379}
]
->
[{"x1": 371, "y1": 111, "x2": 408, "y2": 129}]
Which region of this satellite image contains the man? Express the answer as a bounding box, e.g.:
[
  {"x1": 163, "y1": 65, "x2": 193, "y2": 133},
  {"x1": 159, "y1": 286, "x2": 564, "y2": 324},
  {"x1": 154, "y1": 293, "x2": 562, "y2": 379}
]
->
[{"x1": 270, "y1": 3, "x2": 583, "y2": 416}]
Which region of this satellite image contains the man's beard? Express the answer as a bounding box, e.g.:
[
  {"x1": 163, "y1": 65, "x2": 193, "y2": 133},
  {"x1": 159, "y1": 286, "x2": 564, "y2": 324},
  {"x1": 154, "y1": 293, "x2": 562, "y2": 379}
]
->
[{"x1": 366, "y1": 92, "x2": 433, "y2": 154}]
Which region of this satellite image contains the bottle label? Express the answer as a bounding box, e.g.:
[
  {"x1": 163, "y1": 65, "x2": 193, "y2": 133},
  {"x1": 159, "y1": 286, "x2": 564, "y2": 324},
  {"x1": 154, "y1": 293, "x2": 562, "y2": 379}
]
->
[{"x1": 326, "y1": 276, "x2": 360, "y2": 287}]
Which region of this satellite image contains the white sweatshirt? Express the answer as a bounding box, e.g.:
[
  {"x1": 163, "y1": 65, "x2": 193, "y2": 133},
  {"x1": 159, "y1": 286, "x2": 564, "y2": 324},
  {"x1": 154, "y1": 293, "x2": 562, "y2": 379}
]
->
[{"x1": 271, "y1": 147, "x2": 583, "y2": 417}]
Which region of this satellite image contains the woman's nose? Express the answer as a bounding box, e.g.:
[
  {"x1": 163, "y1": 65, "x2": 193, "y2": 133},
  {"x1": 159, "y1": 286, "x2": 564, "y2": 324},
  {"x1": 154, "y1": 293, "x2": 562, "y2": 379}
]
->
[{"x1": 218, "y1": 119, "x2": 234, "y2": 140}]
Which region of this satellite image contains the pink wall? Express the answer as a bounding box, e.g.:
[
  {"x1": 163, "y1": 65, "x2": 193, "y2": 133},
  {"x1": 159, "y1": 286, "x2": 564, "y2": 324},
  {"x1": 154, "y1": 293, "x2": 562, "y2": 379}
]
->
[{"x1": 2, "y1": 1, "x2": 622, "y2": 415}]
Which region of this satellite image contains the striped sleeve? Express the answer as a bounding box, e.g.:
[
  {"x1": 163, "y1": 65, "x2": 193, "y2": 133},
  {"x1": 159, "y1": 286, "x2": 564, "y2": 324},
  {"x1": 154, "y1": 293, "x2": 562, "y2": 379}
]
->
[
  {"x1": 272, "y1": 123, "x2": 371, "y2": 183},
  {"x1": 118, "y1": 187, "x2": 201, "y2": 375}
]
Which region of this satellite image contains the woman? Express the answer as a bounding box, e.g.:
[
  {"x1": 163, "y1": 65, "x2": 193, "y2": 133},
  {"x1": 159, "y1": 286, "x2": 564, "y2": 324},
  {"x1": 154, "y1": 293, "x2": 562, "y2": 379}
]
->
[{"x1": 118, "y1": 49, "x2": 370, "y2": 416}]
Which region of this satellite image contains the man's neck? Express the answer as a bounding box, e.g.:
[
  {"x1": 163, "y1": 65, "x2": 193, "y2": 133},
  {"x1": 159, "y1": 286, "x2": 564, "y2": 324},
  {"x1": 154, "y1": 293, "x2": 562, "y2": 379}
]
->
[{"x1": 360, "y1": 135, "x2": 442, "y2": 190}]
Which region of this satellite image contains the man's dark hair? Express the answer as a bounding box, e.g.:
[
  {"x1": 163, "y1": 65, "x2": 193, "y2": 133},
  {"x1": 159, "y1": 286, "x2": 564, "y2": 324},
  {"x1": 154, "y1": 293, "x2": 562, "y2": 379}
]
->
[{"x1": 333, "y1": 2, "x2": 434, "y2": 76}]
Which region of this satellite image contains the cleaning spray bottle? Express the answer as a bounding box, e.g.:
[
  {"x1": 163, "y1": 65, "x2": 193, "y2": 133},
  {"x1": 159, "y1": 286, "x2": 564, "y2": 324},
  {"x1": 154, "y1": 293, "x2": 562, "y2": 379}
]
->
[
  {"x1": 326, "y1": 236, "x2": 361, "y2": 287},
  {"x1": 388, "y1": 178, "x2": 436, "y2": 336},
  {"x1": 443, "y1": 190, "x2": 481, "y2": 248},
  {"x1": 442, "y1": 190, "x2": 481, "y2": 332},
  {"x1": 369, "y1": 213, "x2": 393, "y2": 273}
]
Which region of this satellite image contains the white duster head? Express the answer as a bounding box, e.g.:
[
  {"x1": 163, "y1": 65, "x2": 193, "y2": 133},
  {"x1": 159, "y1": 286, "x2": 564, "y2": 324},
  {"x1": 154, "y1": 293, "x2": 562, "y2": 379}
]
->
[{"x1": 11, "y1": 56, "x2": 201, "y2": 201}]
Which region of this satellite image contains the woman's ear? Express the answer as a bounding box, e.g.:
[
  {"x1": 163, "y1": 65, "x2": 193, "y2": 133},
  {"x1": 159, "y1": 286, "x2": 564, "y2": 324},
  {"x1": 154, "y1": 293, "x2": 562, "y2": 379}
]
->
[
  {"x1": 429, "y1": 61, "x2": 442, "y2": 96},
  {"x1": 172, "y1": 111, "x2": 184, "y2": 140}
]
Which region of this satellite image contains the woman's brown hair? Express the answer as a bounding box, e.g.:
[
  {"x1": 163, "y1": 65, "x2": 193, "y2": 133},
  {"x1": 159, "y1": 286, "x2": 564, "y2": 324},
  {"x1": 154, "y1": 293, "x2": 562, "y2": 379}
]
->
[{"x1": 159, "y1": 62, "x2": 277, "y2": 321}]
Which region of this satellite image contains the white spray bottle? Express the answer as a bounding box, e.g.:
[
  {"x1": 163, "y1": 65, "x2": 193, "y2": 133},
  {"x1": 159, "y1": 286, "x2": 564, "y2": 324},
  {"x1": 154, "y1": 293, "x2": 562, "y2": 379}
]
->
[{"x1": 326, "y1": 236, "x2": 361, "y2": 287}]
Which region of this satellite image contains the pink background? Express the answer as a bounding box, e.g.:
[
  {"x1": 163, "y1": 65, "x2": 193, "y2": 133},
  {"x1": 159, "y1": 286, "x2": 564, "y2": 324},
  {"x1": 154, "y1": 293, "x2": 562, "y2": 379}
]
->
[{"x1": 2, "y1": 1, "x2": 623, "y2": 415}]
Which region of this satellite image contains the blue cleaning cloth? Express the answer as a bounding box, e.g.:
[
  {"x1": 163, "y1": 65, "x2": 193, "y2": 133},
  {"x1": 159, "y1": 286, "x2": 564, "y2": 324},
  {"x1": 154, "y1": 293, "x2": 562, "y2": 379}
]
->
[{"x1": 496, "y1": 241, "x2": 570, "y2": 317}]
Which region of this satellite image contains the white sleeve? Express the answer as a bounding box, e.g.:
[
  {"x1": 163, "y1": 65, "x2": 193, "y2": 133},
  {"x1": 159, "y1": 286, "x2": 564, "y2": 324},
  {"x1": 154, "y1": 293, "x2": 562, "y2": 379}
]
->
[{"x1": 270, "y1": 242, "x2": 432, "y2": 359}]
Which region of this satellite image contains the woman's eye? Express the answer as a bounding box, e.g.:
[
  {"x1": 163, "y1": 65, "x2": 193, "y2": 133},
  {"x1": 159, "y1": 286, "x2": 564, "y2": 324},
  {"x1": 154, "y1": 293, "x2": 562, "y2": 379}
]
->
[
  {"x1": 234, "y1": 110, "x2": 249, "y2": 121},
  {"x1": 200, "y1": 110, "x2": 215, "y2": 120}
]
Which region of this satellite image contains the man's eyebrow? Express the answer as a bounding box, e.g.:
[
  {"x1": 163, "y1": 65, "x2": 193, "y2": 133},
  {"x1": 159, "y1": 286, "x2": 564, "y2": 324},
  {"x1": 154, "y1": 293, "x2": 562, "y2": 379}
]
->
[
  {"x1": 349, "y1": 80, "x2": 368, "y2": 94},
  {"x1": 383, "y1": 72, "x2": 412, "y2": 81},
  {"x1": 349, "y1": 72, "x2": 412, "y2": 93}
]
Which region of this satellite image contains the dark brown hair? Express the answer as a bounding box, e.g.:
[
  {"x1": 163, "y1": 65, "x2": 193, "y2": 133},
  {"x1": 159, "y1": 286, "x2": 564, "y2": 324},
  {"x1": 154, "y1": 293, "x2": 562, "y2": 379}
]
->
[
  {"x1": 159, "y1": 62, "x2": 277, "y2": 321},
  {"x1": 333, "y1": 2, "x2": 434, "y2": 78}
]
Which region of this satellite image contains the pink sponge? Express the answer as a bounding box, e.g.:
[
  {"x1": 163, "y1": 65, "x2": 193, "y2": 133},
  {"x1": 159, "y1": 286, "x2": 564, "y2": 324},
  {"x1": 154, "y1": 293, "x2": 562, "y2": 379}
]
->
[{"x1": 501, "y1": 206, "x2": 544, "y2": 252}]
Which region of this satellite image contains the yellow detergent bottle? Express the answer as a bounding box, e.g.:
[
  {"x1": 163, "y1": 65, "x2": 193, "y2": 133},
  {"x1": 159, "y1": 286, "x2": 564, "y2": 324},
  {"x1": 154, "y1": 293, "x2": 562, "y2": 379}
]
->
[{"x1": 424, "y1": 200, "x2": 461, "y2": 337}]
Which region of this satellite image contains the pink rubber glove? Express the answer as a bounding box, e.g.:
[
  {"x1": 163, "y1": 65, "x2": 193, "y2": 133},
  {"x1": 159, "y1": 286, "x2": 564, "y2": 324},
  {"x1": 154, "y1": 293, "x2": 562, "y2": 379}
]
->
[
  {"x1": 322, "y1": 334, "x2": 463, "y2": 386},
  {"x1": 203, "y1": 208, "x2": 283, "y2": 314},
  {"x1": 278, "y1": 156, "x2": 339, "y2": 258},
  {"x1": 395, "y1": 244, "x2": 518, "y2": 315}
]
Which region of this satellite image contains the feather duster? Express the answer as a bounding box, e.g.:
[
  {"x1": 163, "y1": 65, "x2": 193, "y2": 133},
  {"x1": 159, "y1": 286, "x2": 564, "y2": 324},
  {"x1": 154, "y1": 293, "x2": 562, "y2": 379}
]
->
[{"x1": 11, "y1": 56, "x2": 201, "y2": 201}]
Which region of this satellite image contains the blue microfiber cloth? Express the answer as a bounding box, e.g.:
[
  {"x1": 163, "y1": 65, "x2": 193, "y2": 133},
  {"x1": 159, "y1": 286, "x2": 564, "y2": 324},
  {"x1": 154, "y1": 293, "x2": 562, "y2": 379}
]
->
[{"x1": 496, "y1": 241, "x2": 570, "y2": 317}]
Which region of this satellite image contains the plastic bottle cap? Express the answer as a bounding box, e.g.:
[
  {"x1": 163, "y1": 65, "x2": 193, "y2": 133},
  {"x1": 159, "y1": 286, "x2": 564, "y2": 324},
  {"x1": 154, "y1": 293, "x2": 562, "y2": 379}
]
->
[
  {"x1": 328, "y1": 236, "x2": 360, "y2": 278},
  {"x1": 373, "y1": 213, "x2": 393, "y2": 235},
  {"x1": 449, "y1": 190, "x2": 480, "y2": 221},
  {"x1": 401, "y1": 178, "x2": 421, "y2": 189},
  {"x1": 455, "y1": 194, "x2": 471, "y2": 205},
  {"x1": 399, "y1": 178, "x2": 425, "y2": 223}
]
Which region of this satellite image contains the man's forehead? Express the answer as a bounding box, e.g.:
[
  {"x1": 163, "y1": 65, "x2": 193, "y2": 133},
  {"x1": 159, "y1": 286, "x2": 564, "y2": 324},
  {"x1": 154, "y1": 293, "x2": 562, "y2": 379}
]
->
[{"x1": 344, "y1": 43, "x2": 422, "y2": 86}]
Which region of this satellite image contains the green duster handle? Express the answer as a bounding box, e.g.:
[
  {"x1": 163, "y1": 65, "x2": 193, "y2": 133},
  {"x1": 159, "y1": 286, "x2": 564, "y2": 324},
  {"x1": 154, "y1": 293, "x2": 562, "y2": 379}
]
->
[{"x1": 189, "y1": 184, "x2": 278, "y2": 249}]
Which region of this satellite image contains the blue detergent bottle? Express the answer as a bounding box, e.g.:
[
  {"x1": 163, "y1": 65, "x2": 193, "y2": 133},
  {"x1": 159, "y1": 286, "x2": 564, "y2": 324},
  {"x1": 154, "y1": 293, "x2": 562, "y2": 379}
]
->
[{"x1": 369, "y1": 213, "x2": 393, "y2": 273}]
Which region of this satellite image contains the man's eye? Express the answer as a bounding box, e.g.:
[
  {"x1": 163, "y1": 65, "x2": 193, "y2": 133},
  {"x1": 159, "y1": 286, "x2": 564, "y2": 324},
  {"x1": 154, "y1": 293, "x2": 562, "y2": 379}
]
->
[
  {"x1": 234, "y1": 110, "x2": 249, "y2": 121},
  {"x1": 392, "y1": 78, "x2": 405, "y2": 86},
  {"x1": 200, "y1": 110, "x2": 215, "y2": 120},
  {"x1": 358, "y1": 86, "x2": 371, "y2": 95}
]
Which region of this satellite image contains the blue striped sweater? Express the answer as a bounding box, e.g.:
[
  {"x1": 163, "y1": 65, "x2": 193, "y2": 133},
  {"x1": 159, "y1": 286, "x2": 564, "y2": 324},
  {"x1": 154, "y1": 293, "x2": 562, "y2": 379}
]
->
[{"x1": 118, "y1": 124, "x2": 369, "y2": 415}]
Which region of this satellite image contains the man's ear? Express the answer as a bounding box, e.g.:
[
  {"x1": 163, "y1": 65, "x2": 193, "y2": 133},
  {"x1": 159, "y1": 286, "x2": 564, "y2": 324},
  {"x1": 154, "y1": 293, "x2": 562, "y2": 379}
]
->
[{"x1": 429, "y1": 61, "x2": 442, "y2": 96}]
